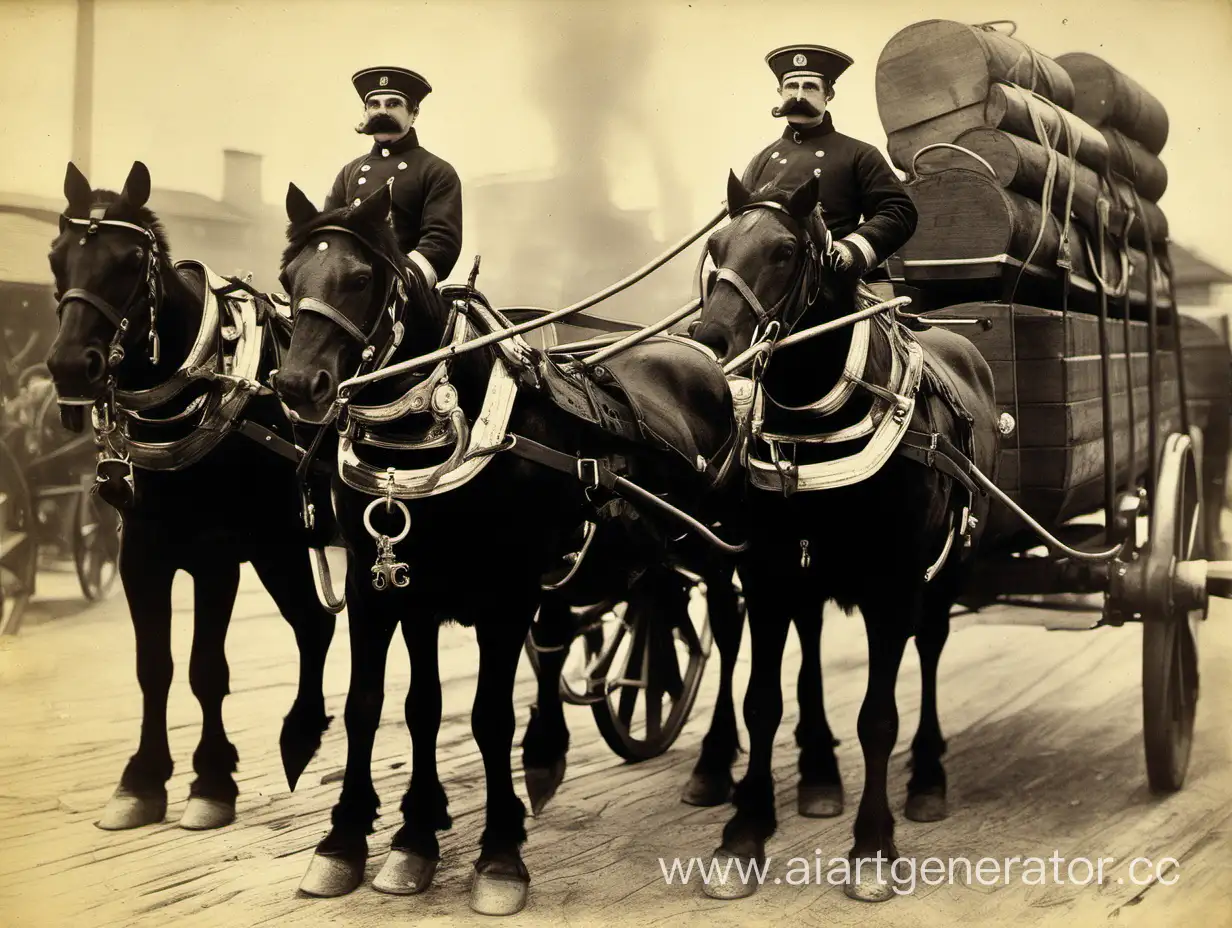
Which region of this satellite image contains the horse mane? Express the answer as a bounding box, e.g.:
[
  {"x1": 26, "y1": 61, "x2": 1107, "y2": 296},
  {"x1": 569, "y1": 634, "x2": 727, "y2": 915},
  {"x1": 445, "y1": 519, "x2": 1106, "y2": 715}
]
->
[{"x1": 79, "y1": 189, "x2": 172, "y2": 260}]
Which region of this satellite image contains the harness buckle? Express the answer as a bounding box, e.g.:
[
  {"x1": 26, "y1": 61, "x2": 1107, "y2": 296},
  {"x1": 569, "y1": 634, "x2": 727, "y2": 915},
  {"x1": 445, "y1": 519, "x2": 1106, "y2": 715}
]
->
[{"x1": 577, "y1": 457, "x2": 600, "y2": 490}]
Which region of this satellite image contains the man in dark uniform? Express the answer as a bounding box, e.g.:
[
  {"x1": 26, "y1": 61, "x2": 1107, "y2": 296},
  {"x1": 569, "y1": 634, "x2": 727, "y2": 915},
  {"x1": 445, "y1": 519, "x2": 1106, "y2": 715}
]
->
[
  {"x1": 742, "y1": 44, "x2": 917, "y2": 280},
  {"x1": 325, "y1": 66, "x2": 463, "y2": 287}
]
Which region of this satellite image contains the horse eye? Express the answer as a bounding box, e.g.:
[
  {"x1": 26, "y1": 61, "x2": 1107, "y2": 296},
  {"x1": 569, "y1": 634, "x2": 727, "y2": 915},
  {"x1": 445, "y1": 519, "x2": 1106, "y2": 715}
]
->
[
  {"x1": 772, "y1": 243, "x2": 796, "y2": 262},
  {"x1": 351, "y1": 274, "x2": 372, "y2": 290}
]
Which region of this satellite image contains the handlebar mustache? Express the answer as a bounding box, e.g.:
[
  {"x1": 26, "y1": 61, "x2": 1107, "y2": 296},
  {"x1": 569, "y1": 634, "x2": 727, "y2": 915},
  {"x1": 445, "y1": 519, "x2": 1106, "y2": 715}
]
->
[{"x1": 772, "y1": 99, "x2": 821, "y2": 118}]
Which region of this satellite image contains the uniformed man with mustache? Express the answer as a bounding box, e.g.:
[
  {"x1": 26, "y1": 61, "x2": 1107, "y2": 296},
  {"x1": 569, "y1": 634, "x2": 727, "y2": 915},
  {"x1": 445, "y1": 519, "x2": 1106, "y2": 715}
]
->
[
  {"x1": 742, "y1": 45, "x2": 917, "y2": 282},
  {"x1": 325, "y1": 66, "x2": 463, "y2": 288}
]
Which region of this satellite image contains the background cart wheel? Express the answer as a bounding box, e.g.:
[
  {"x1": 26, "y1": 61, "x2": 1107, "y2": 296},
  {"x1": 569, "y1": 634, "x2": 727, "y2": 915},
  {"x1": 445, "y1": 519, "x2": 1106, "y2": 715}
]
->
[
  {"x1": 590, "y1": 566, "x2": 712, "y2": 762},
  {"x1": 73, "y1": 480, "x2": 121, "y2": 602},
  {"x1": 1141, "y1": 430, "x2": 1204, "y2": 792},
  {"x1": 0, "y1": 442, "x2": 37, "y2": 635}
]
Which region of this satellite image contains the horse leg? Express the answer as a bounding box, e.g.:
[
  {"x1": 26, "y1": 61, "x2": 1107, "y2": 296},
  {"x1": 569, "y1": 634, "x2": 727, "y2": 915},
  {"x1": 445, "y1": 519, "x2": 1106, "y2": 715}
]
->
[
  {"x1": 98, "y1": 530, "x2": 178, "y2": 830},
  {"x1": 300, "y1": 562, "x2": 399, "y2": 898},
  {"x1": 905, "y1": 585, "x2": 953, "y2": 823},
  {"x1": 251, "y1": 547, "x2": 337, "y2": 791},
  {"x1": 177, "y1": 557, "x2": 242, "y2": 830},
  {"x1": 682, "y1": 563, "x2": 744, "y2": 806},
  {"x1": 844, "y1": 595, "x2": 913, "y2": 903},
  {"x1": 521, "y1": 592, "x2": 572, "y2": 816},
  {"x1": 794, "y1": 602, "x2": 844, "y2": 818},
  {"x1": 468, "y1": 605, "x2": 534, "y2": 916},
  {"x1": 704, "y1": 574, "x2": 793, "y2": 900},
  {"x1": 372, "y1": 616, "x2": 449, "y2": 896}
]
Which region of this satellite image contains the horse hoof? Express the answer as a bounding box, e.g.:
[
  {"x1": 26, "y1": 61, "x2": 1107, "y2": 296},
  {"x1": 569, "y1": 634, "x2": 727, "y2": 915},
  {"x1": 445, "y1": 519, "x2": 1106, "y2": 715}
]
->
[
  {"x1": 178, "y1": 796, "x2": 236, "y2": 830},
  {"x1": 281, "y1": 711, "x2": 332, "y2": 792},
  {"x1": 299, "y1": 852, "x2": 365, "y2": 898},
  {"x1": 797, "y1": 783, "x2": 844, "y2": 818},
  {"x1": 843, "y1": 858, "x2": 902, "y2": 902},
  {"x1": 904, "y1": 791, "x2": 948, "y2": 823},
  {"x1": 95, "y1": 788, "x2": 166, "y2": 830},
  {"x1": 680, "y1": 771, "x2": 733, "y2": 807},
  {"x1": 699, "y1": 847, "x2": 763, "y2": 900},
  {"x1": 525, "y1": 757, "x2": 566, "y2": 816},
  {"x1": 373, "y1": 849, "x2": 438, "y2": 895},
  {"x1": 469, "y1": 867, "x2": 529, "y2": 916}
]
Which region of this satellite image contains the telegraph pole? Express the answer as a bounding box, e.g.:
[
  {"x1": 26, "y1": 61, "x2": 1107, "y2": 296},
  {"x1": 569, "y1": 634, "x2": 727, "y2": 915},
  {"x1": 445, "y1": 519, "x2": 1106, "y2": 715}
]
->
[{"x1": 71, "y1": 0, "x2": 94, "y2": 173}]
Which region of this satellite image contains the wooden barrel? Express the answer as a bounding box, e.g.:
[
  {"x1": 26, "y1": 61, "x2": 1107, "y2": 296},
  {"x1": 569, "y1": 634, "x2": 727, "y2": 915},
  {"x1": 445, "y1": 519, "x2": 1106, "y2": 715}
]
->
[
  {"x1": 911, "y1": 128, "x2": 1169, "y2": 247},
  {"x1": 1055, "y1": 52, "x2": 1169, "y2": 155},
  {"x1": 1103, "y1": 128, "x2": 1169, "y2": 202},
  {"x1": 1113, "y1": 179, "x2": 1170, "y2": 248},
  {"x1": 876, "y1": 20, "x2": 1075, "y2": 136},
  {"x1": 887, "y1": 82, "x2": 1109, "y2": 176},
  {"x1": 899, "y1": 169, "x2": 1172, "y2": 311}
]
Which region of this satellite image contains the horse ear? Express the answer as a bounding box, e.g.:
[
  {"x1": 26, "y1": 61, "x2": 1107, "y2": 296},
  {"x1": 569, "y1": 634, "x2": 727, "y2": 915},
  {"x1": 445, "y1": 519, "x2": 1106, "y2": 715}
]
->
[
  {"x1": 286, "y1": 183, "x2": 320, "y2": 225},
  {"x1": 726, "y1": 170, "x2": 751, "y2": 216},
  {"x1": 351, "y1": 180, "x2": 394, "y2": 224},
  {"x1": 64, "y1": 162, "x2": 92, "y2": 214},
  {"x1": 786, "y1": 173, "x2": 821, "y2": 221},
  {"x1": 120, "y1": 161, "x2": 151, "y2": 209}
]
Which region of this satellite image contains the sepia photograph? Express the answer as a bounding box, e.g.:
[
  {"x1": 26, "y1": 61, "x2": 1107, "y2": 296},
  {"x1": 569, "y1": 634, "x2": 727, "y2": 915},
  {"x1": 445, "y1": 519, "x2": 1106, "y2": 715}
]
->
[{"x1": 0, "y1": 0, "x2": 1230, "y2": 926}]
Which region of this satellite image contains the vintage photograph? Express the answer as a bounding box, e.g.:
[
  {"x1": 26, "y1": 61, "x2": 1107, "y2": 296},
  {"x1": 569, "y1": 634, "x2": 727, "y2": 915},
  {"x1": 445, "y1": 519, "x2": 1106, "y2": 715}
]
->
[{"x1": 1, "y1": 1, "x2": 1230, "y2": 926}]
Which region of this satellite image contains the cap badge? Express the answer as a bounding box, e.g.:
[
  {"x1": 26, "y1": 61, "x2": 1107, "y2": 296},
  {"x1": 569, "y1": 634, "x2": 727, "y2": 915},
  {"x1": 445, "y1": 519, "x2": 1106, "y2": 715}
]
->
[
  {"x1": 793, "y1": 53, "x2": 807, "y2": 66},
  {"x1": 379, "y1": 75, "x2": 389, "y2": 86}
]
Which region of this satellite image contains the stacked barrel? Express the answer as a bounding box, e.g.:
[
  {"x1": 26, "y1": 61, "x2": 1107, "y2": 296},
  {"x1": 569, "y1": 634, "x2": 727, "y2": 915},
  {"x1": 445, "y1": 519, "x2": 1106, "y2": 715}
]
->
[
  {"x1": 872, "y1": 20, "x2": 1219, "y2": 533},
  {"x1": 875, "y1": 20, "x2": 1172, "y2": 316}
]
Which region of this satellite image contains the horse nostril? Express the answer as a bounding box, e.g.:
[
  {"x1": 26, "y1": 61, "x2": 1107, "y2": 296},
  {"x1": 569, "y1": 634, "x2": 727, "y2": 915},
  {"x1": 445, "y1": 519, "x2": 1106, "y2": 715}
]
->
[
  {"x1": 309, "y1": 370, "x2": 335, "y2": 404},
  {"x1": 83, "y1": 347, "x2": 106, "y2": 384}
]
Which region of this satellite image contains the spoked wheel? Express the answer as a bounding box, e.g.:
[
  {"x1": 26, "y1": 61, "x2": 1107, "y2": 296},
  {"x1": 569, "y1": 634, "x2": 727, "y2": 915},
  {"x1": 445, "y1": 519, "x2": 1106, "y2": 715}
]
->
[
  {"x1": 73, "y1": 480, "x2": 121, "y2": 602},
  {"x1": 0, "y1": 442, "x2": 37, "y2": 635},
  {"x1": 1141, "y1": 430, "x2": 1204, "y2": 792},
  {"x1": 591, "y1": 566, "x2": 712, "y2": 762}
]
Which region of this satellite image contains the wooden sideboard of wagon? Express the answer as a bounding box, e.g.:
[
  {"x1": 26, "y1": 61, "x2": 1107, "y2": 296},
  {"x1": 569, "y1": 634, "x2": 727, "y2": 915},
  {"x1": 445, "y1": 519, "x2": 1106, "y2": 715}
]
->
[{"x1": 875, "y1": 18, "x2": 1232, "y2": 790}]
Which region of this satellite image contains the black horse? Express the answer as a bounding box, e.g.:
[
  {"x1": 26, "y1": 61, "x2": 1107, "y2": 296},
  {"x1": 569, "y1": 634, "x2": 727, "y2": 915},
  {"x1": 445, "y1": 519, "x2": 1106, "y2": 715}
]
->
[
  {"x1": 688, "y1": 171, "x2": 1000, "y2": 901},
  {"x1": 45, "y1": 161, "x2": 338, "y2": 831},
  {"x1": 272, "y1": 180, "x2": 743, "y2": 914}
]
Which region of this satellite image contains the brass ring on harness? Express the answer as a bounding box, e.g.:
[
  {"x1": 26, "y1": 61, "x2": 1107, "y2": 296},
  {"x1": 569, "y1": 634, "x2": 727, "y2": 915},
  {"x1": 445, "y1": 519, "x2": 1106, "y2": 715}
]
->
[{"x1": 363, "y1": 496, "x2": 411, "y2": 544}]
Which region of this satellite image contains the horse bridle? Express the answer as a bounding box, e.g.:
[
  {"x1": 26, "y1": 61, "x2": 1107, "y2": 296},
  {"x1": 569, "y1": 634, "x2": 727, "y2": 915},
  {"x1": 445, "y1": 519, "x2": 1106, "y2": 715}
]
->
[
  {"x1": 288, "y1": 225, "x2": 411, "y2": 383},
  {"x1": 55, "y1": 213, "x2": 163, "y2": 370},
  {"x1": 701, "y1": 201, "x2": 829, "y2": 339}
]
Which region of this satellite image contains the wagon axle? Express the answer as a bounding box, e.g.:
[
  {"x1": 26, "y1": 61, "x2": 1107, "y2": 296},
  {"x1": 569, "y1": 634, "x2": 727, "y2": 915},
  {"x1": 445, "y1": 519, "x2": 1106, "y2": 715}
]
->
[{"x1": 1109, "y1": 554, "x2": 1232, "y2": 621}]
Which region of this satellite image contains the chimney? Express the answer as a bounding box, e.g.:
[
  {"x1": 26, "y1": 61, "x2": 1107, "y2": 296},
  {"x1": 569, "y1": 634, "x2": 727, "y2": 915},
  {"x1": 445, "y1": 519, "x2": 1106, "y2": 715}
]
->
[
  {"x1": 71, "y1": 0, "x2": 94, "y2": 173},
  {"x1": 222, "y1": 149, "x2": 263, "y2": 213}
]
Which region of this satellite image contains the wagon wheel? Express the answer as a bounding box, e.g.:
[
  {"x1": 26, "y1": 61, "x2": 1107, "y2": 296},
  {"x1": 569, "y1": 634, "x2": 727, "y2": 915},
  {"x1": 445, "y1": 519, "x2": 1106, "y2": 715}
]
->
[
  {"x1": 524, "y1": 598, "x2": 614, "y2": 707},
  {"x1": 591, "y1": 566, "x2": 713, "y2": 762},
  {"x1": 73, "y1": 480, "x2": 121, "y2": 602},
  {"x1": 0, "y1": 442, "x2": 37, "y2": 635},
  {"x1": 1141, "y1": 430, "x2": 1204, "y2": 792}
]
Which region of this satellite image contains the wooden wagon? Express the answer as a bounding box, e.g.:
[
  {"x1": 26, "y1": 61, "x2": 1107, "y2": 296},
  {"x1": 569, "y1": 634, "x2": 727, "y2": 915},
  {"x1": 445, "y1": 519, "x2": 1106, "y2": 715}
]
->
[
  {"x1": 874, "y1": 18, "x2": 1232, "y2": 791},
  {"x1": 0, "y1": 340, "x2": 122, "y2": 636}
]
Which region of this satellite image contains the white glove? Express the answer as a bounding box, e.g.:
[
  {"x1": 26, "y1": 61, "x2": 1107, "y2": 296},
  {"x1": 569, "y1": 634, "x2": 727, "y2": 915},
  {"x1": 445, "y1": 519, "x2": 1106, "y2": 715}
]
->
[{"x1": 830, "y1": 240, "x2": 856, "y2": 271}]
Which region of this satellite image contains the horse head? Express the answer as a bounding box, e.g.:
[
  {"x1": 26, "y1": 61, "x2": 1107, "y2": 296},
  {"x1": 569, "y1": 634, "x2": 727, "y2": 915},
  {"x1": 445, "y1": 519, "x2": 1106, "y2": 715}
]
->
[
  {"x1": 691, "y1": 170, "x2": 852, "y2": 365},
  {"x1": 273, "y1": 182, "x2": 442, "y2": 425},
  {"x1": 46, "y1": 160, "x2": 168, "y2": 411}
]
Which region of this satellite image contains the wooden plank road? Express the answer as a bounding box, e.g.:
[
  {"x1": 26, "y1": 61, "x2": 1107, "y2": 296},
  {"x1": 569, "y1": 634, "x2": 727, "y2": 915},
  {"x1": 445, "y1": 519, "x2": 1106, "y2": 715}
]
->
[{"x1": 0, "y1": 558, "x2": 1229, "y2": 928}]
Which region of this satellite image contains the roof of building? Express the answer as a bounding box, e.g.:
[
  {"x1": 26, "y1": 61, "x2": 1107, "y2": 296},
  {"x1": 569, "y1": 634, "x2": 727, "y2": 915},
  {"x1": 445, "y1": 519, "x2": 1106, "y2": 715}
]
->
[
  {"x1": 0, "y1": 188, "x2": 252, "y2": 225},
  {"x1": 1169, "y1": 243, "x2": 1232, "y2": 287},
  {"x1": 0, "y1": 212, "x2": 58, "y2": 286}
]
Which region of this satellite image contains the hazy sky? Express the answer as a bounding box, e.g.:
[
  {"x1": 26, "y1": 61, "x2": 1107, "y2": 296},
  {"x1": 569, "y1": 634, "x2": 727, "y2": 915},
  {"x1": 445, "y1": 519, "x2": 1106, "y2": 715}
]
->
[{"x1": 2, "y1": 0, "x2": 1230, "y2": 281}]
